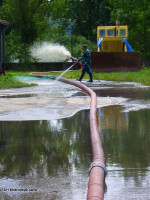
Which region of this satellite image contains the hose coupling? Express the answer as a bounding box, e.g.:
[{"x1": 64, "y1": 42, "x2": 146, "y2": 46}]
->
[{"x1": 88, "y1": 162, "x2": 107, "y2": 178}]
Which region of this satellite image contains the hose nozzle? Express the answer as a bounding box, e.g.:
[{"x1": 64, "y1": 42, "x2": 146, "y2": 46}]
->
[{"x1": 71, "y1": 56, "x2": 77, "y2": 61}]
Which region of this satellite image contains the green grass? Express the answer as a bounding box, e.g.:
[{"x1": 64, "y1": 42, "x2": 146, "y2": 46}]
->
[
  {"x1": 5, "y1": 66, "x2": 150, "y2": 86},
  {"x1": 0, "y1": 75, "x2": 36, "y2": 89},
  {"x1": 6, "y1": 70, "x2": 32, "y2": 77}
]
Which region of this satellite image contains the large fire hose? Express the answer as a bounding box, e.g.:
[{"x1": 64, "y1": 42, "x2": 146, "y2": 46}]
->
[{"x1": 29, "y1": 72, "x2": 107, "y2": 199}]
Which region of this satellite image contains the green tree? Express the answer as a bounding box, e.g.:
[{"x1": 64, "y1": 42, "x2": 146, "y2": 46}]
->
[
  {"x1": 51, "y1": 0, "x2": 112, "y2": 42},
  {"x1": 0, "y1": 0, "x2": 51, "y2": 63},
  {"x1": 110, "y1": 0, "x2": 150, "y2": 59},
  {"x1": 1, "y1": 0, "x2": 51, "y2": 44}
]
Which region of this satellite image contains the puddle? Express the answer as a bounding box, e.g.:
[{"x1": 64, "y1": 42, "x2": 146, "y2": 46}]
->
[
  {"x1": 98, "y1": 106, "x2": 150, "y2": 200},
  {"x1": 0, "y1": 78, "x2": 150, "y2": 199},
  {"x1": 0, "y1": 111, "x2": 91, "y2": 200},
  {"x1": 0, "y1": 108, "x2": 150, "y2": 199}
]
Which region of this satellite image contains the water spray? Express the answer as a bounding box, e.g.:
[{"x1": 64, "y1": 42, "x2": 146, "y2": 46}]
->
[
  {"x1": 30, "y1": 42, "x2": 71, "y2": 62},
  {"x1": 56, "y1": 62, "x2": 76, "y2": 81}
]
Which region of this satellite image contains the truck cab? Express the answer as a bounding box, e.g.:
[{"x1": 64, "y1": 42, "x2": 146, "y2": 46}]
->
[{"x1": 97, "y1": 26, "x2": 128, "y2": 52}]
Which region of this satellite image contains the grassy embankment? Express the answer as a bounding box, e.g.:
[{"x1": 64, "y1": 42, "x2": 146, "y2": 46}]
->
[
  {"x1": 0, "y1": 74, "x2": 36, "y2": 89},
  {"x1": 5, "y1": 66, "x2": 150, "y2": 87}
]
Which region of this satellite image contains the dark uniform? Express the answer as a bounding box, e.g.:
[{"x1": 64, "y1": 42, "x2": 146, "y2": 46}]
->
[{"x1": 78, "y1": 49, "x2": 93, "y2": 82}]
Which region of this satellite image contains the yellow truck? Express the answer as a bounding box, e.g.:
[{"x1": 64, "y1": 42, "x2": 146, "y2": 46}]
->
[{"x1": 91, "y1": 24, "x2": 141, "y2": 72}]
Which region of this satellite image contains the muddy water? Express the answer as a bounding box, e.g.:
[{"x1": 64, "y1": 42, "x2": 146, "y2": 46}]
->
[{"x1": 0, "y1": 80, "x2": 150, "y2": 199}]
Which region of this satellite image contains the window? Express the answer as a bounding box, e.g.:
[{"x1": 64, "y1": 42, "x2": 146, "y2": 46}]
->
[
  {"x1": 99, "y1": 29, "x2": 105, "y2": 37},
  {"x1": 107, "y1": 29, "x2": 115, "y2": 37},
  {"x1": 120, "y1": 29, "x2": 126, "y2": 36}
]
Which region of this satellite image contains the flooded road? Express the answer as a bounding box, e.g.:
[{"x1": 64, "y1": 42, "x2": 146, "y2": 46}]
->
[{"x1": 0, "y1": 79, "x2": 150, "y2": 199}]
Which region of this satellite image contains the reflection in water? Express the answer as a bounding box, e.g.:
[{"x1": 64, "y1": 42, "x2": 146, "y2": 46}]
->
[
  {"x1": 0, "y1": 112, "x2": 91, "y2": 200},
  {"x1": 98, "y1": 105, "x2": 129, "y2": 131},
  {"x1": 0, "y1": 106, "x2": 150, "y2": 199},
  {"x1": 0, "y1": 122, "x2": 9, "y2": 146},
  {"x1": 95, "y1": 87, "x2": 142, "y2": 99},
  {"x1": 98, "y1": 107, "x2": 150, "y2": 200}
]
